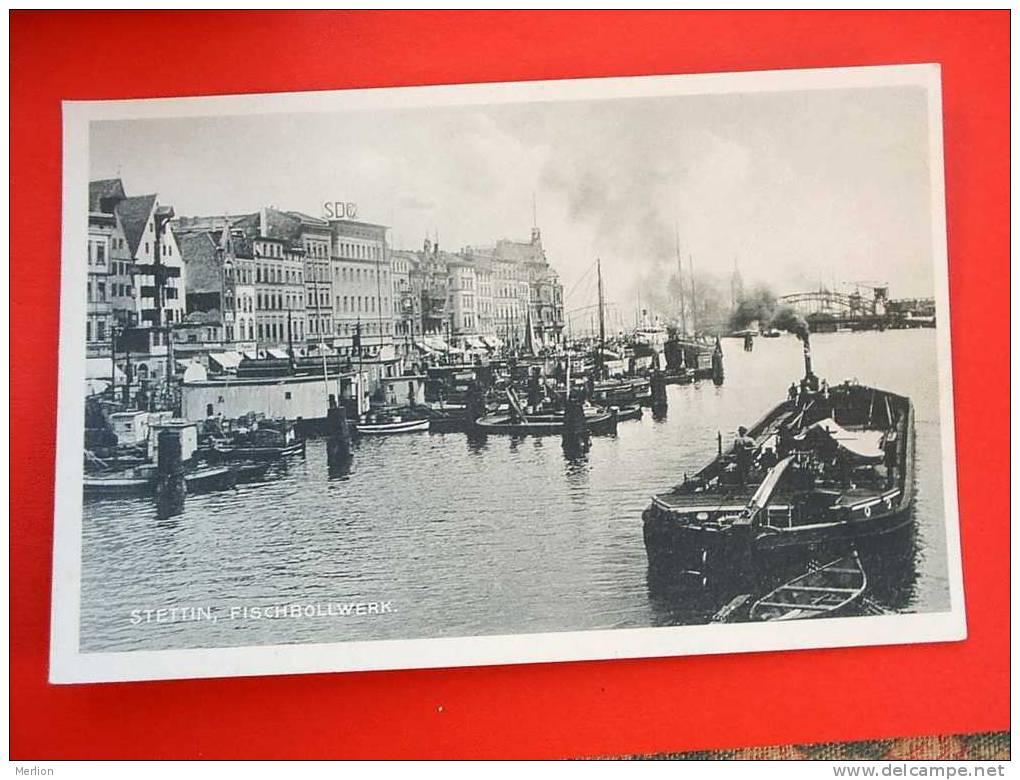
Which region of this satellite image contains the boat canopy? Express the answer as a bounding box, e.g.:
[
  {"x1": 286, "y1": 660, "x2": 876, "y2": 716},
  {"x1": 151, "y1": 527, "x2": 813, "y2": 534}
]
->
[
  {"x1": 481, "y1": 335, "x2": 503, "y2": 349},
  {"x1": 800, "y1": 418, "x2": 885, "y2": 462},
  {"x1": 464, "y1": 335, "x2": 487, "y2": 350}
]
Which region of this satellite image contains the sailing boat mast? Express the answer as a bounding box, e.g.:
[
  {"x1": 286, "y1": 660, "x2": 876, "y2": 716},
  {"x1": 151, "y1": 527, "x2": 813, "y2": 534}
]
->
[
  {"x1": 596, "y1": 257, "x2": 606, "y2": 379},
  {"x1": 675, "y1": 226, "x2": 688, "y2": 336},
  {"x1": 688, "y1": 253, "x2": 698, "y2": 336}
]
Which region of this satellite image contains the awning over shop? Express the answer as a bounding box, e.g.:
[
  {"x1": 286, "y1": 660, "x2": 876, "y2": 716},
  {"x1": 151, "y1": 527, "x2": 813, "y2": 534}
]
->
[
  {"x1": 209, "y1": 351, "x2": 243, "y2": 371},
  {"x1": 303, "y1": 343, "x2": 336, "y2": 356},
  {"x1": 414, "y1": 341, "x2": 437, "y2": 354},
  {"x1": 464, "y1": 335, "x2": 487, "y2": 350},
  {"x1": 85, "y1": 357, "x2": 126, "y2": 383},
  {"x1": 423, "y1": 336, "x2": 450, "y2": 353},
  {"x1": 481, "y1": 335, "x2": 503, "y2": 349},
  {"x1": 85, "y1": 378, "x2": 110, "y2": 396},
  {"x1": 267, "y1": 348, "x2": 290, "y2": 360}
]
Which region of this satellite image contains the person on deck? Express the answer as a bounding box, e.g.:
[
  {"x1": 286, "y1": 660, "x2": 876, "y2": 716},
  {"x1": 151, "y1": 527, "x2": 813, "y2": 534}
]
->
[{"x1": 734, "y1": 426, "x2": 755, "y2": 484}]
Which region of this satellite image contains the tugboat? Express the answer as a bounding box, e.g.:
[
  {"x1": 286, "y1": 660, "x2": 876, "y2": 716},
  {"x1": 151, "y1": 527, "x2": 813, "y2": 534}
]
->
[{"x1": 642, "y1": 324, "x2": 915, "y2": 587}]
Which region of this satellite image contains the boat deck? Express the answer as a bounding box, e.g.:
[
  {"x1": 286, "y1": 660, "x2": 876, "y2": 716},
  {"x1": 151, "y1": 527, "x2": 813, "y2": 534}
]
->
[{"x1": 653, "y1": 483, "x2": 889, "y2": 513}]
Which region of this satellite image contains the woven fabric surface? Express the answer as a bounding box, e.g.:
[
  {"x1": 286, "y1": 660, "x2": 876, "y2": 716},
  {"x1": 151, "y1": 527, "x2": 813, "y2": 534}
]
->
[{"x1": 633, "y1": 731, "x2": 1010, "y2": 760}]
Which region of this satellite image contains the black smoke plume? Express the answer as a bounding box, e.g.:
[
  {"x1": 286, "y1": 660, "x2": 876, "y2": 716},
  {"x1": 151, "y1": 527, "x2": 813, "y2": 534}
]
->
[
  {"x1": 770, "y1": 306, "x2": 811, "y2": 344},
  {"x1": 729, "y1": 285, "x2": 777, "y2": 331}
]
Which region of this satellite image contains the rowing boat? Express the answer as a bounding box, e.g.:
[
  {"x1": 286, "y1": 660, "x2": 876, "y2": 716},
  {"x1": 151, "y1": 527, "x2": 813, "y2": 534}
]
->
[{"x1": 749, "y1": 550, "x2": 867, "y2": 621}]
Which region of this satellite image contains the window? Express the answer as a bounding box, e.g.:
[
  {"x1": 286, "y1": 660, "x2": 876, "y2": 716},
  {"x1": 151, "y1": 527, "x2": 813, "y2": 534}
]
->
[{"x1": 96, "y1": 243, "x2": 106, "y2": 265}]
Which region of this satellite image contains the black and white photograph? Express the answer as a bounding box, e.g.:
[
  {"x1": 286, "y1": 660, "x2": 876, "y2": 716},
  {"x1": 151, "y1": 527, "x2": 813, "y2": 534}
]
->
[{"x1": 51, "y1": 64, "x2": 965, "y2": 683}]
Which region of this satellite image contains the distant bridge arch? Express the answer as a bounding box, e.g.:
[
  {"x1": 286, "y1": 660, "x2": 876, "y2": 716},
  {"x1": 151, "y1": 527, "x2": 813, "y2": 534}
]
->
[{"x1": 777, "y1": 287, "x2": 887, "y2": 319}]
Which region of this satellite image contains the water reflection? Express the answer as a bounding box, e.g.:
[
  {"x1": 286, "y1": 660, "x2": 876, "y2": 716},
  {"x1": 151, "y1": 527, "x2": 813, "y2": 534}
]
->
[{"x1": 80, "y1": 330, "x2": 951, "y2": 652}]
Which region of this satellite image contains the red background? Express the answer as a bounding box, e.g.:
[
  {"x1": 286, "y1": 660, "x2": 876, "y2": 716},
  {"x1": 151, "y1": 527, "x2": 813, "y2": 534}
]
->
[{"x1": 10, "y1": 11, "x2": 1009, "y2": 759}]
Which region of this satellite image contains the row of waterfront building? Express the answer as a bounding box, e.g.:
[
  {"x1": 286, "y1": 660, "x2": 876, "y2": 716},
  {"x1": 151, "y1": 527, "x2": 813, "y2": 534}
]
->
[{"x1": 86, "y1": 178, "x2": 565, "y2": 386}]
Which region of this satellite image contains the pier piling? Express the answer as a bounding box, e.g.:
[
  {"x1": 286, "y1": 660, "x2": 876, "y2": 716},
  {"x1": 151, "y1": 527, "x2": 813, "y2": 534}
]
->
[
  {"x1": 711, "y1": 337, "x2": 725, "y2": 386},
  {"x1": 326, "y1": 394, "x2": 352, "y2": 471},
  {"x1": 155, "y1": 429, "x2": 186, "y2": 519},
  {"x1": 561, "y1": 393, "x2": 591, "y2": 453},
  {"x1": 465, "y1": 381, "x2": 487, "y2": 432},
  {"x1": 650, "y1": 369, "x2": 668, "y2": 409}
]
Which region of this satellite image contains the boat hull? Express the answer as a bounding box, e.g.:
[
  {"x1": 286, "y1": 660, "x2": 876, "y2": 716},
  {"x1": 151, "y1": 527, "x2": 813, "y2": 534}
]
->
[
  {"x1": 355, "y1": 419, "x2": 430, "y2": 434},
  {"x1": 643, "y1": 383, "x2": 916, "y2": 586},
  {"x1": 475, "y1": 410, "x2": 618, "y2": 436},
  {"x1": 83, "y1": 466, "x2": 237, "y2": 499},
  {"x1": 207, "y1": 440, "x2": 306, "y2": 461}
]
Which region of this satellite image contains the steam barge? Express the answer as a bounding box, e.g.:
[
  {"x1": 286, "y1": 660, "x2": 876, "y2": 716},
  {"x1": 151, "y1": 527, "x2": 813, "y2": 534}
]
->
[{"x1": 642, "y1": 336, "x2": 915, "y2": 586}]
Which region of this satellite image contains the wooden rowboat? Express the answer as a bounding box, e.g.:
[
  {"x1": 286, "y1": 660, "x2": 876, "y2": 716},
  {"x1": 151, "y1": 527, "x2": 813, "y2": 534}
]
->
[{"x1": 749, "y1": 550, "x2": 867, "y2": 621}]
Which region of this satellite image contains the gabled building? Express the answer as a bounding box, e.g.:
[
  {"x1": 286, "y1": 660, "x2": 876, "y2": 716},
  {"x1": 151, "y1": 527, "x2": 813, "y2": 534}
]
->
[{"x1": 87, "y1": 179, "x2": 186, "y2": 389}]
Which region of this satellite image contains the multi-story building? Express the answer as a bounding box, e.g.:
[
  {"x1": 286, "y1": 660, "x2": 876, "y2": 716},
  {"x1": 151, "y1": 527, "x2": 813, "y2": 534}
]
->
[
  {"x1": 172, "y1": 223, "x2": 258, "y2": 352},
  {"x1": 447, "y1": 255, "x2": 478, "y2": 340},
  {"x1": 489, "y1": 227, "x2": 564, "y2": 348},
  {"x1": 88, "y1": 179, "x2": 186, "y2": 388},
  {"x1": 86, "y1": 207, "x2": 115, "y2": 358},
  {"x1": 223, "y1": 208, "x2": 308, "y2": 350},
  {"x1": 329, "y1": 218, "x2": 392, "y2": 357},
  {"x1": 389, "y1": 249, "x2": 418, "y2": 356}
]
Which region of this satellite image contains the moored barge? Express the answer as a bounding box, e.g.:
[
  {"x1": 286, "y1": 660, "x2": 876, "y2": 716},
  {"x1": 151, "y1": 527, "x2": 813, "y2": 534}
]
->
[{"x1": 642, "y1": 338, "x2": 915, "y2": 586}]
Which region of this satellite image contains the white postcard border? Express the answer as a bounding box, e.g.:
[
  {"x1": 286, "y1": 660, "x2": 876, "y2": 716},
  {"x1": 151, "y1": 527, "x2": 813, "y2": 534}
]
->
[{"x1": 51, "y1": 63, "x2": 966, "y2": 684}]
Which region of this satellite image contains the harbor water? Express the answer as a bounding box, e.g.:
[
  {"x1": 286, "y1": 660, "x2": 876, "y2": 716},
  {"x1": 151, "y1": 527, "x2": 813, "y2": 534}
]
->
[{"x1": 80, "y1": 329, "x2": 952, "y2": 652}]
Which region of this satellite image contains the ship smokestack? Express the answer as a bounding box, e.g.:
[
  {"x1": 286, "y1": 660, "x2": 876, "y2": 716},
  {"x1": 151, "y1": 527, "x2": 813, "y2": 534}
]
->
[{"x1": 770, "y1": 307, "x2": 818, "y2": 390}]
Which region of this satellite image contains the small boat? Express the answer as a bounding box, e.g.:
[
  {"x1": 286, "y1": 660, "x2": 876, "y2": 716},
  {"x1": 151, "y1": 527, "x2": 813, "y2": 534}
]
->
[
  {"x1": 749, "y1": 550, "x2": 867, "y2": 621},
  {"x1": 83, "y1": 465, "x2": 235, "y2": 498},
  {"x1": 206, "y1": 420, "x2": 305, "y2": 461},
  {"x1": 475, "y1": 407, "x2": 618, "y2": 435},
  {"x1": 613, "y1": 404, "x2": 644, "y2": 422},
  {"x1": 355, "y1": 413, "x2": 430, "y2": 435}
]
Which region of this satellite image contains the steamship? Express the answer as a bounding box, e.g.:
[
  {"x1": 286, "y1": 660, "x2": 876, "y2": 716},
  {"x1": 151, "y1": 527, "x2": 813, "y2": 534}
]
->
[{"x1": 642, "y1": 332, "x2": 915, "y2": 587}]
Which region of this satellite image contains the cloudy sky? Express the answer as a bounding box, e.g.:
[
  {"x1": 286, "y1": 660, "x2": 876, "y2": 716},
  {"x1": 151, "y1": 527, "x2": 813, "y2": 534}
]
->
[{"x1": 90, "y1": 84, "x2": 936, "y2": 325}]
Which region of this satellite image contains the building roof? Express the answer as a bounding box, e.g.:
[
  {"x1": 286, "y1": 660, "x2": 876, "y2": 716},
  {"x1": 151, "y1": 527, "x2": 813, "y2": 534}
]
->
[
  {"x1": 177, "y1": 231, "x2": 222, "y2": 294},
  {"x1": 89, "y1": 178, "x2": 126, "y2": 213},
  {"x1": 114, "y1": 194, "x2": 157, "y2": 256}
]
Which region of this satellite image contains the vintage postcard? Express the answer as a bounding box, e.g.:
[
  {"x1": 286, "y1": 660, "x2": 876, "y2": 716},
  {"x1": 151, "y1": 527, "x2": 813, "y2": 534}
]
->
[{"x1": 51, "y1": 64, "x2": 965, "y2": 683}]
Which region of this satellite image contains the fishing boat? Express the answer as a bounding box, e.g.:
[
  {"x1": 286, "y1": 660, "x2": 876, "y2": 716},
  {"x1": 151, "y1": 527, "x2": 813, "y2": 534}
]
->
[
  {"x1": 83, "y1": 465, "x2": 235, "y2": 498},
  {"x1": 474, "y1": 385, "x2": 618, "y2": 436},
  {"x1": 355, "y1": 410, "x2": 430, "y2": 434},
  {"x1": 591, "y1": 376, "x2": 652, "y2": 406},
  {"x1": 205, "y1": 419, "x2": 305, "y2": 461},
  {"x1": 642, "y1": 330, "x2": 915, "y2": 585},
  {"x1": 475, "y1": 407, "x2": 618, "y2": 435},
  {"x1": 749, "y1": 550, "x2": 867, "y2": 621}
]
